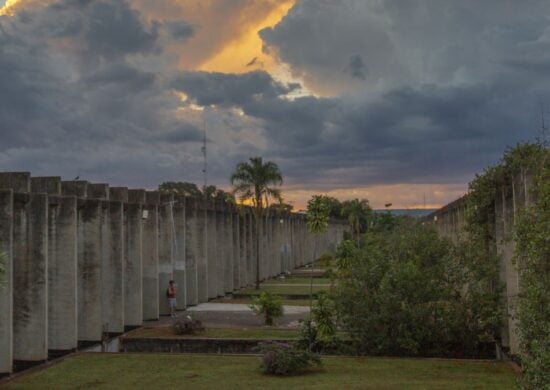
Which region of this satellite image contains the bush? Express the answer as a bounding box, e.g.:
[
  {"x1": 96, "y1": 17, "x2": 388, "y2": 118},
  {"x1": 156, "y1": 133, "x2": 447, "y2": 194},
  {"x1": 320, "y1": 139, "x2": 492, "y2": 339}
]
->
[
  {"x1": 173, "y1": 317, "x2": 204, "y2": 335},
  {"x1": 250, "y1": 292, "x2": 284, "y2": 325},
  {"x1": 335, "y1": 222, "x2": 502, "y2": 357},
  {"x1": 259, "y1": 341, "x2": 321, "y2": 376}
]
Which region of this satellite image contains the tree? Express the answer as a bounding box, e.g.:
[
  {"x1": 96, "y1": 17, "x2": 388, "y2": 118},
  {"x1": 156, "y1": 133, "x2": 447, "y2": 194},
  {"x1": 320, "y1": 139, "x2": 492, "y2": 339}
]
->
[
  {"x1": 230, "y1": 157, "x2": 283, "y2": 289},
  {"x1": 306, "y1": 195, "x2": 330, "y2": 307},
  {"x1": 340, "y1": 198, "x2": 371, "y2": 244},
  {"x1": 159, "y1": 181, "x2": 235, "y2": 202}
]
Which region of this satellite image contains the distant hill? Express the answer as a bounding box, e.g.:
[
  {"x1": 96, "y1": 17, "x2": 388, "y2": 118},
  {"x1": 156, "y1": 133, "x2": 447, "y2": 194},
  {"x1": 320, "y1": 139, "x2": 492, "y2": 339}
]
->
[{"x1": 374, "y1": 208, "x2": 437, "y2": 217}]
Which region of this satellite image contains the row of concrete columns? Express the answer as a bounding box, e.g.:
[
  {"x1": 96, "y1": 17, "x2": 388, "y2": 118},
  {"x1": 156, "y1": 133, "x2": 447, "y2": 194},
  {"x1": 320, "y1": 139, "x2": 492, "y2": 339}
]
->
[
  {"x1": 0, "y1": 172, "x2": 346, "y2": 375},
  {"x1": 427, "y1": 171, "x2": 532, "y2": 355}
]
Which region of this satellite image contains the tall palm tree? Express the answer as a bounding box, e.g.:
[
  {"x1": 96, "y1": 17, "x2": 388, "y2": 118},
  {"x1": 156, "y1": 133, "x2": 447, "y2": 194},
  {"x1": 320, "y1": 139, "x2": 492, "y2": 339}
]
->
[
  {"x1": 230, "y1": 157, "x2": 283, "y2": 289},
  {"x1": 341, "y1": 198, "x2": 371, "y2": 245}
]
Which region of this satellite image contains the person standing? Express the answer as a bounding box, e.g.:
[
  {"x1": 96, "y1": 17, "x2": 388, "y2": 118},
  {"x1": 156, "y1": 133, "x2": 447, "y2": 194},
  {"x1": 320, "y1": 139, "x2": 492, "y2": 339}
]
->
[{"x1": 166, "y1": 280, "x2": 177, "y2": 319}]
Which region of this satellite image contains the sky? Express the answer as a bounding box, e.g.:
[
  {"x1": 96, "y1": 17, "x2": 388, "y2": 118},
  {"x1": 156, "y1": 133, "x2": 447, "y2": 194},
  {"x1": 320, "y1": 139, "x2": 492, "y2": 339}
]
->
[{"x1": 0, "y1": 0, "x2": 547, "y2": 209}]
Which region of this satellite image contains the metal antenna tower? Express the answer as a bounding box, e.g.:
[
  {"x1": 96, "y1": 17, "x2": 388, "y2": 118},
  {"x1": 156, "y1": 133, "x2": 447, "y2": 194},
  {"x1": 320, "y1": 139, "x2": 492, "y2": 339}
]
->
[{"x1": 201, "y1": 113, "x2": 207, "y2": 193}]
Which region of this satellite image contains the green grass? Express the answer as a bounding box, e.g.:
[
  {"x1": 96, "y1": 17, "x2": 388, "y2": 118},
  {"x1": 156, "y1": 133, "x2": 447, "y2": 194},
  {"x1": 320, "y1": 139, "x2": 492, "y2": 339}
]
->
[
  {"x1": 238, "y1": 285, "x2": 329, "y2": 296},
  {"x1": 4, "y1": 353, "x2": 518, "y2": 389},
  {"x1": 211, "y1": 298, "x2": 312, "y2": 306},
  {"x1": 126, "y1": 327, "x2": 300, "y2": 339}
]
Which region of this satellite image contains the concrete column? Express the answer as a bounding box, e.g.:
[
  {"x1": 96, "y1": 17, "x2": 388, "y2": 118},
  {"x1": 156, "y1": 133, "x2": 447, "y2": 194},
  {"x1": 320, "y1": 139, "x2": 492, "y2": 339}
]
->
[
  {"x1": 142, "y1": 192, "x2": 159, "y2": 320},
  {"x1": 13, "y1": 192, "x2": 49, "y2": 367},
  {"x1": 76, "y1": 197, "x2": 103, "y2": 344},
  {"x1": 196, "y1": 199, "x2": 208, "y2": 303},
  {"x1": 221, "y1": 202, "x2": 234, "y2": 294},
  {"x1": 184, "y1": 197, "x2": 199, "y2": 306},
  {"x1": 215, "y1": 202, "x2": 225, "y2": 296},
  {"x1": 206, "y1": 202, "x2": 217, "y2": 299},
  {"x1": 101, "y1": 188, "x2": 125, "y2": 335},
  {"x1": 125, "y1": 190, "x2": 144, "y2": 328},
  {"x1": 232, "y1": 206, "x2": 241, "y2": 290},
  {"x1": 248, "y1": 211, "x2": 257, "y2": 287},
  {"x1": 0, "y1": 189, "x2": 13, "y2": 376},
  {"x1": 158, "y1": 193, "x2": 174, "y2": 315},
  {"x1": 238, "y1": 212, "x2": 247, "y2": 288},
  {"x1": 173, "y1": 196, "x2": 187, "y2": 309},
  {"x1": 45, "y1": 193, "x2": 78, "y2": 355}
]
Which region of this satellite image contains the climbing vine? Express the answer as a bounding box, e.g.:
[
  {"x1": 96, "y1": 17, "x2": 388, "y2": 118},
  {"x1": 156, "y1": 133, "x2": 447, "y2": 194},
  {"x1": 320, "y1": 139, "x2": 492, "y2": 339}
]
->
[
  {"x1": 467, "y1": 141, "x2": 549, "y2": 388},
  {"x1": 512, "y1": 144, "x2": 549, "y2": 389}
]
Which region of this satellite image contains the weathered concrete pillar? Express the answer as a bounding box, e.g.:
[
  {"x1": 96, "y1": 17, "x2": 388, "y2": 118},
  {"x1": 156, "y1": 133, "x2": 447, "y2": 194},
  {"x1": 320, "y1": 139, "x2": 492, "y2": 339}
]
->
[
  {"x1": 222, "y1": 203, "x2": 234, "y2": 294},
  {"x1": 76, "y1": 197, "x2": 103, "y2": 344},
  {"x1": 102, "y1": 188, "x2": 125, "y2": 335},
  {"x1": 232, "y1": 206, "x2": 241, "y2": 290},
  {"x1": 63, "y1": 181, "x2": 102, "y2": 345},
  {"x1": 184, "y1": 197, "x2": 199, "y2": 305},
  {"x1": 196, "y1": 199, "x2": 208, "y2": 302},
  {"x1": 44, "y1": 185, "x2": 78, "y2": 355},
  {"x1": 125, "y1": 190, "x2": 144, "y2": 328},
  {"x1": 142, "y1": 191, "x2": 160, "y2": 320},
  {"x1": 0, "y1": 189, "x2": 13, "y2": 376},
  {"x1": 238, "y1": 212, "x2": 247, "y2": 288},
  {"x1": 13, "y1": 192, "x2": 49, "y2": 367},
  {"x1": 215, "y1": 201, "x2": 225, "y2": 296},
  {"x1": 173, "y1": 196, "x2": 187, "y2": 309},
  {"x1": 248, "y1": 211, "x2": 257, "y2": 287},
  {"x1": 158, "y1": 193, "x2": 174, "y2": 315},
  {"x1": 206, "y1": 201, "x2": 217, "y2": 299}
]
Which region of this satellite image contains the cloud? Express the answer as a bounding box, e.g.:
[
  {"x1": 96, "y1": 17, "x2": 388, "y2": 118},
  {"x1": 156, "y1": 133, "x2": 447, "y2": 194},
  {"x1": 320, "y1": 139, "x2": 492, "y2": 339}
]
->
[
  {"x1": 165, "y1": 20, "x2": 194, "y2": 40},
  {"x1": 344, "y1": 53, "x2": 367, "y2": 80}
]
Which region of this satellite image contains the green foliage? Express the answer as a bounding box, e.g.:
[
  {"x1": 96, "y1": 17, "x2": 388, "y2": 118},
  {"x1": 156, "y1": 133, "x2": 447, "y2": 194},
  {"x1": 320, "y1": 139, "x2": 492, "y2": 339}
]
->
[
  {"x1": 259, "y1": 342, "x2": 321, "y2": 376},
  {"x1": 250, "y1": 292, "x2": 284, "y2": 326},
  {"x1": 311, "y1": 292, "x2": 337, "y2": 340},
  {"x1": 173, "y1": 318, "x2": 205, "y2": 335},
  {"x1": 306, "y1": 195, "x2": 330, "y2": 234},
  {"x1": 512, "y1": 144, "x2": 550, "y2": 389},
  {"x1": 335, "y1": 222, "x2": 501, "y2": 357},
  {"x1": 230, "y1": 156, "x2": 283, "y2": 213},
  {"x1": 158, "y1": 181, "x2": 234, "y2": 202},
  {"x1": 340, "y1": 198, "x2": 372, "y2": 241}
]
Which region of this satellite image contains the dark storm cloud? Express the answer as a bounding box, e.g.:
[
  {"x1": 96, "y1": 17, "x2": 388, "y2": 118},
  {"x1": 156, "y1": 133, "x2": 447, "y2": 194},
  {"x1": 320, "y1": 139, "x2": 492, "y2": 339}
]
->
[
  {"x1": 172, "y1": 70, "x2": 299, "y2": 107},
  {"x1": 165, "y1": 20, "x2": 194, "y2": 40},
  {"x1": 344, "y1": 54, "x2": 367, "y2": 80},
  {"x1": 0, "y1": 0, "x2": 209, "y2": 188}
]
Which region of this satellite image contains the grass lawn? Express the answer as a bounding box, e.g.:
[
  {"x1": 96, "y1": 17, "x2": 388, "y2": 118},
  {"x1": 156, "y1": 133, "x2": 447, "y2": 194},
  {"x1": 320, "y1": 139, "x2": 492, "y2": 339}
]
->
[
  {"x1": 211, "y1": 297, "x2": 312, "y2": 306},
  {"x1": 238, "y1": 285, "x2": 329, "y2": 296},
  {"x1": 125, "y1": 327, "x2": 300, "y2": 339},
  {"x1": 4, "y1": 353, "x2": 517, "y2": 389}
]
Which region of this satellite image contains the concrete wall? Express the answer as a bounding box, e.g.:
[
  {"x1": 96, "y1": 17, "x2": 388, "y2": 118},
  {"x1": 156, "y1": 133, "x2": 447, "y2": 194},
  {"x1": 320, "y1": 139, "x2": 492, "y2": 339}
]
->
[
  {"x1": 427, "y1": 172, "x2": 532, "y2": 355},
  {"x1": 0, "y1": 171, "x2": 346, "y2": 375}
]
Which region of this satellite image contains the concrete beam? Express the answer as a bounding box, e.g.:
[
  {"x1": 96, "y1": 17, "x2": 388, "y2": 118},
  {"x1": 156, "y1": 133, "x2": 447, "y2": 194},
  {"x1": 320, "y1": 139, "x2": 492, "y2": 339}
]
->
[
  {"x1": 88, "y1": 184, "x2": 109, "y2": 200},
  {"x1": 0, "y1": 190, "x2": 13, "y2": 375},
  {"x1": 13, "y1": 193, "x2": 48, "y2": 367},
  {"x1": 61, "y1": 180, "x2": 88, "y2": 198},
  {"x1": 31, "y1": 177, "x2": 61, "y2": 195},
  {"x1": 0, "y1": 172, "x2": 31, "y2": 193}
]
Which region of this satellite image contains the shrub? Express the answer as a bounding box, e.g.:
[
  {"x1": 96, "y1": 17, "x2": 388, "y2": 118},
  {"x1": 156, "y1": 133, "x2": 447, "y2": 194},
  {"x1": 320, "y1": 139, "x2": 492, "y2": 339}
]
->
[
  {"x1": 312, "y1": 292, "x2": 337, "y2": 340},
  {"x1": 173, "y1": 317, "x2": 205, "y2": 335},
  {"x1": 259, "y1": 341, "x2": 321, "y2": 376},
  {"x1": 250, "y1": 292, "x2": 284, "y2": 325},
  {"x1": 335, "y1": 222, "x2": 502, "y2": 357}
]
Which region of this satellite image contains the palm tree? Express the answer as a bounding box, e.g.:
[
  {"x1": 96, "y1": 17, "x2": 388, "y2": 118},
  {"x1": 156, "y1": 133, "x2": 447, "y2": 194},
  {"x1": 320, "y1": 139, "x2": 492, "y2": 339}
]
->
[
  {"x1": 230, "y1": 157, "x2": 283, "y2": 289},
  {"x1": 341, "y1": 198, "x2": 371, "y2": 245}
]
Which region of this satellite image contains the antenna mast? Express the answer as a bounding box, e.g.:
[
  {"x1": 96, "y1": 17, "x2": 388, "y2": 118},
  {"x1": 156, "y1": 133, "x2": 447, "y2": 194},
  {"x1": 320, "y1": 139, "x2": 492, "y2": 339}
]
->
[{"x1": 201, "y1": 113, "x2": 207, "y2": 192}]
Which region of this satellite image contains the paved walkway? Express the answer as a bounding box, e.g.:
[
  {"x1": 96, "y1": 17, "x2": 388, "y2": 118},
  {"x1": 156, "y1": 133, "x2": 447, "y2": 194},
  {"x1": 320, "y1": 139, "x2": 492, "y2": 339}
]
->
[{"x1": 187, "y1": 302, "x2": 310, "y2": 314}]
